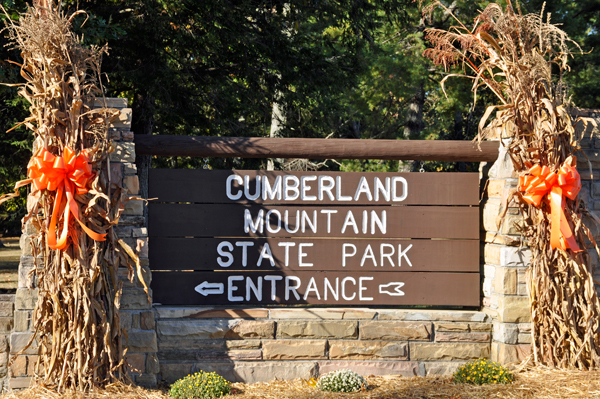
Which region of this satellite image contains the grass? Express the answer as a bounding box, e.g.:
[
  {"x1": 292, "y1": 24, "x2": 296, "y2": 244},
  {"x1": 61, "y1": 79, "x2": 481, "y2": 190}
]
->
[{"x1": 2, "y1": 367, "x2": 600, "y2": 399}]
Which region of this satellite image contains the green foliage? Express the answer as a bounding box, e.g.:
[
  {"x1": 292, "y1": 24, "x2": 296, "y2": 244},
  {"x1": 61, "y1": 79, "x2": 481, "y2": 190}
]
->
[
  {"x1": 0, "y1": 0, "x2": 32, "y2": 235},
  {"x1": 453, "y1": 358, "x2": 513, "y2": 385},
  {"x1": 517, "y1": 0, "x2": 600, "y2": 109},
  {"x1": 169, "y1": 371, "x2": 231, "y2": 399},
  {"x1": 316, "y1": 369, "x2": 367, "y2": 393},
  {"x1": 340, "y1": 159, "x2": 398, "y2": 172}
]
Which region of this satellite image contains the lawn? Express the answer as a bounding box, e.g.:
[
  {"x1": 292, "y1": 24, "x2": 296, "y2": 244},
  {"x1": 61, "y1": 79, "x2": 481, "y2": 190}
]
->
[{"x1": 2, "y1": 367, "x2": 599, "y2": 399}]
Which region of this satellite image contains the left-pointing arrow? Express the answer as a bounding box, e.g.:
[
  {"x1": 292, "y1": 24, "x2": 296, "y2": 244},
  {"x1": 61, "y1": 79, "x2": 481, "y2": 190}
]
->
[{"x1": 194, "y1": 281, "x2": 225, "y2": 296}]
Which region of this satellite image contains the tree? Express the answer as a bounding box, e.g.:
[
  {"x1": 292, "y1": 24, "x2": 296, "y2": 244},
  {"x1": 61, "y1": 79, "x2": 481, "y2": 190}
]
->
[{"x1": 0, "y1": 0, "x2": 31, "y2": 236}]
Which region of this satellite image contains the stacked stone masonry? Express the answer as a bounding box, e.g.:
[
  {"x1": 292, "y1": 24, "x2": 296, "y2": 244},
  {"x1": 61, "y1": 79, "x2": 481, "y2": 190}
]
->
[
  {"x1": 0, "y1": 295, "x2": 14, "y2": 391},
  {"x1": 156, "y1": 308, "x2": 491, "y2": 383},
  {"x1": 10, "y1": 99, "x2": 158, "y2": 389}
]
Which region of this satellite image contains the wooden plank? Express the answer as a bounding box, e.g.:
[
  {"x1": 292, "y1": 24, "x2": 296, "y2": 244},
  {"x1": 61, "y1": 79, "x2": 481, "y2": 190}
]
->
[
  {"x1": 149, "y1": 237, "x2": 479, "y2": 272},
  {"x1": 148, "y1": 204, "x2": 479, "y2": 239},
  {"x1": 135, "y1": 135, "x2": 499, "y2": 162},
  {"x1": 151, "y1": 271, "x2": 481, "y2": 306},
  {"x1": 149, "y1": 170, "x2": 480, "y2": 205}
]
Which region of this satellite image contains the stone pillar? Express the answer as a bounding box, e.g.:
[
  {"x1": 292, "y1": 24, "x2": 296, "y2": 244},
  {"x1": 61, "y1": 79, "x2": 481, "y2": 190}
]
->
[
  {"x1": 0, "y1": 295, "x2": 14, "y2": 392},
  {"x1": 10, "y1": 196, "x2": 39, "y2": 389},
  {"x1": 8, "y1": 98, "x2": 158, "y2": 389},
  {"x1": 573, "y1": 108, "x2": 600, "y2": 275},
  {"x1": 480, "y1": 139, "x2": 532, "y2": 365},
  {"x1": 107, "y1": 99, "x2": 158, "y2": 388}
]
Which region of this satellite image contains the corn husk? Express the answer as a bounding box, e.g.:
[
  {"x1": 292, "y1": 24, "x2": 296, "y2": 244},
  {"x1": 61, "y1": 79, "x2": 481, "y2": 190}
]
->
[
  {"x1": 424, "y1": 2, "x2": 600, "y2": 369},
  {"x1": 1, "y1": 2, "x2": 143, "y2": 391}
]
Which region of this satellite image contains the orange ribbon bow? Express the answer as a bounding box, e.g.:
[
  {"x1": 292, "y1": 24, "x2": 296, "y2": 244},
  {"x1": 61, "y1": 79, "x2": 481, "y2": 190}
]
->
[
  {"x1": 518, "y1": 162, "x2": 581, "y2": 252},
  {"x1": 28, "y1": 146, "x2": 106, "y2": 250}
]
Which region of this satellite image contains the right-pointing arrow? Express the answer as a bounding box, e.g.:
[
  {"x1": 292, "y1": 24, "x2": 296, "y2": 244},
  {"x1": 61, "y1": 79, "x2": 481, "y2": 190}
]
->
[
  {"x1": 379, "y1": 282, "x2": 405, "y2": 296},
  {"x1": 194, "y1": 281, "x2": 225, "y2": 296}
]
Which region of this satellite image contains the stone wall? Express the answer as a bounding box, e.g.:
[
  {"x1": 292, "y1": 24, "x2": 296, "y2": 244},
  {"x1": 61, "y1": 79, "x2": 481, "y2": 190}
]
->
[{"x1": 156, "y1": 307, "x2": 491, "y2": 383}]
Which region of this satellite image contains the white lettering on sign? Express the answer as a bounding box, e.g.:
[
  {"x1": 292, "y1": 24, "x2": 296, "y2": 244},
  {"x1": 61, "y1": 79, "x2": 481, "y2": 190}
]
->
[
  {"x1": 392, "y1": 176, "x2": 408, "y2": 201},
  {"x1": 341, "y1": 210, "x2": 358, "y2": 234},
  {"x1": 235, "y1": 241, "x2": 254, "y2": 267},
  {"x1": 285, "y1": 276, "x2": 301, "y2": 300},
  {"x1": 379, "y1": 282, "x2": 405, "y2": 296},
  {"x1": 336, "y1": 176, "x2": 352, "y2": 201},
  {"x1": 264, "y1": 275, "x2": 283, "y2": 300},
  {"x1": 359, "y1": 277, "x2": 374, "y2": 301},
  {"x1": 298, "y1": 243, "x2": 313, "y2": 267},
  {"x1": 342, "y1": 244, "x2": 357, "y2": 267},
  {"x1": 226, "y1": 174, "x2": 408, "y2": 203},
  {"x1": 266, "y1": 209, "x2": 282, "y2": 233},
  {"x1": 301, "y1": 176, "x2": 317, "y2": 201},
  {"x1": 341, "y1": 277, "x2": 356, "y2": 300},
  {"x1": 399, "y1": 244, "x2": 413, "y2": 267},
  {"x1": 304, "y1": 277, "x2": 320, "y2": 300},
  {"x1": 257, "y1": 244, "x2": 275, "y2": 267},
  {"x1": 228, "y1": 276, "x2": 244, "y2": 301},
  {"x1": 226, "y1": 175, "x2": 243, "y2": 200},
  {"x1": 301, "y1": 210, "x2": 317, "y2": 233},
  {"x1": 324, "y1": 277, "x2": 339, "y2": 300},
  {"x1": 244, "y1": 209, "x2": 264, "y2": 233},
  {"x1": 374, "y1": 177, "x2": 390, "y2": 201},
  {"x1": 284, "y1": 175, "x2": 300, "y2": 200},
  {"x1": 354, "y1": 176, "x2": 373, "y2": 201},
  {"x1": 243, "y1": 209, "x2": 386, "y2": 236},
  {"x1": 320, "y1": 209, "x2": 337, "y2": 233},
  {"x1": 212, "y1": 173, "x2": 416, "y2": 305},
  {"x1": 318, "y1": 176, "x2": 335, "y2": 200},
  {"x1": 197, "y1": 275, "x2": 407, "y2": 303},
  {"x1": 217, "y1": 241, "x2": 233, "y2": 267},
  {"x1": 278, "y1": 242, "x2": 295, "y2": 266},
  {"x1": 263, "y1": 175, "x2": 282, "y2": 200},
  {"x1": 216, "y1": 240, "x2": 412, "y2": 269},
  {"x1": 246, "y1": 277, "x2": 262, "y2": 301},
  {"x1": 195, "y1": 281, "x2": 225, "y2": 296},
  {"x1": 244, "y1": 175, "x2": 261, "y2": 200}
]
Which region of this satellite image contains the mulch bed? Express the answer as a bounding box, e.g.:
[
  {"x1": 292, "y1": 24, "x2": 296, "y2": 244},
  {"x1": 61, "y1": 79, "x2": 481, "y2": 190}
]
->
[{"x1": 2, "y1": 367, "x2": 600, "y2": 399}]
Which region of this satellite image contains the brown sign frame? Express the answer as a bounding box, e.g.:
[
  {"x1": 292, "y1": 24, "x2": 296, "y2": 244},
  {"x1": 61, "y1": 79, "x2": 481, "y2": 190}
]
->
[{"x1": 148, "y1": 170, "x2": 481, "y2": 307}]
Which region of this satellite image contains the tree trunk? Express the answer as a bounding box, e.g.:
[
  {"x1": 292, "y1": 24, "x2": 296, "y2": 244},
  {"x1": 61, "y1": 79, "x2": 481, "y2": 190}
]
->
[
  {"x1": 132, "y1": 92, "x2": 154, "y2": 223},
  {"x1": 399, "y1": 82, "x2": 425, "y2": 172},
  {"x1": 453, "y1": 109, "x2": 467, "y2": 171},
  {"x1": 267, "y1": 93, "x2": 284, "y2": 171}
]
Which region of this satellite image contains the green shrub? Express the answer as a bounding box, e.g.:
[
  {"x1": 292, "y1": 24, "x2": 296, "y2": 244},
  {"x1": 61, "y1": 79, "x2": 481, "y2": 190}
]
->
[
  {"x1": 169, "y1": 371, "x2": 231, "y2": 399},
  {"x1": 453, "y1": 358, "x2": 513, "y2": 385},
  {"x1": 316, "y1": 369, "x2": 367, "y2": 393}
]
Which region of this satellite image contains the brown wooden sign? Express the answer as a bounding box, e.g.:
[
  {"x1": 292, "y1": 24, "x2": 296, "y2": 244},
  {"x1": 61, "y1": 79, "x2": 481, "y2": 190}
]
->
[
  {"x1": 148, "y1": 170, "x2": 480, "y2": 307},
  {"x1": 148, "y1": 204, "x2": 478, "y2": 239},
  {"x1": 151, "y1": 271, "x2": 480, "y2": 306},
  {"x1": 149, "y1": 238, "x2": 479, "y2": 272}
]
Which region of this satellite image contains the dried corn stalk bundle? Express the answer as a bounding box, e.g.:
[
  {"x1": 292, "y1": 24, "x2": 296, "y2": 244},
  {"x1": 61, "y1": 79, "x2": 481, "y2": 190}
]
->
[
  {"x1": 1, "y1": 2, "x2": 146, "y2": 390},
  {"x1": 424, "y1": 2, "x2": 600, "y2": 369}
]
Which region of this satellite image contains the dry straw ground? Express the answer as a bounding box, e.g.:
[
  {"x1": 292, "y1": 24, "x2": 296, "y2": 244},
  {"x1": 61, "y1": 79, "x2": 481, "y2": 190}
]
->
[{"x1": 1, "y1": 367, "x2": 600, "y2": 399}]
